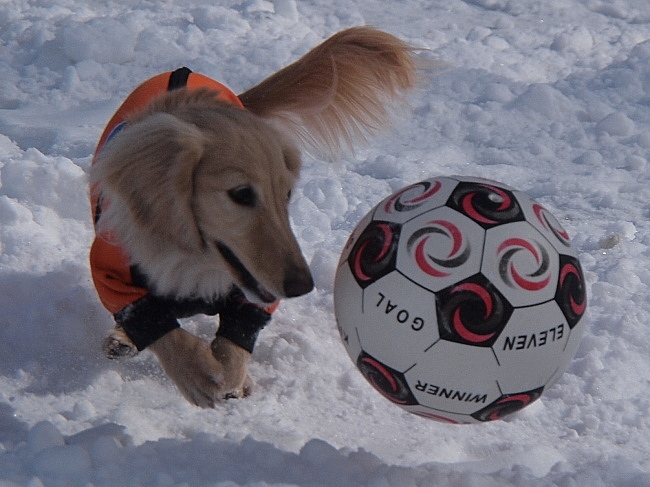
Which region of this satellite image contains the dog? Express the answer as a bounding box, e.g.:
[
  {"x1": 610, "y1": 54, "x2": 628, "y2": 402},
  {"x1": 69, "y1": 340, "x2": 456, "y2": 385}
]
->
[{"x1": 89, "y1": 27, "x2": 418, "y2": 407}]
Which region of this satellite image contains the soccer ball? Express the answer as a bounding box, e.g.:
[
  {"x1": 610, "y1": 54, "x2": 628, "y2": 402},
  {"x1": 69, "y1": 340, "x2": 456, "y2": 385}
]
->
[{"x1": 333, "y1": 176, "x2": 587, "y2": 424}]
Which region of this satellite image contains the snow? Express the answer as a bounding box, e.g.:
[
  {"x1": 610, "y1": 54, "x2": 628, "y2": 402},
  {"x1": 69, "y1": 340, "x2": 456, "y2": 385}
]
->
[{"x1": 0, "y1": 0, "x2": 649, "y2": 485}]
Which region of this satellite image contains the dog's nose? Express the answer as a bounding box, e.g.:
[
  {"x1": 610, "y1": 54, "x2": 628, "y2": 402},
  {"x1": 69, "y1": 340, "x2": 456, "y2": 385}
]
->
[{"x1": 283, "y1": 269, "x2": 314, "y2": 297}]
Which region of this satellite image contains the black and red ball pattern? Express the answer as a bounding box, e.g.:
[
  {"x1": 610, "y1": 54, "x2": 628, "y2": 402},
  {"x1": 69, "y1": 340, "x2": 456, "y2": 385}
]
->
[
  {"x1": 357, "y1": 351, "x2": 418, "y2": 405},
  {"x1": 472, "y1": 387, "x2": 544, "y2": 422},
  {"x1": 436, "y1": 274, "x2": 513, "y2": 347},
  {"x1": 497, "y1": 237, "x2": 552, "y2": 293},
  {"x1": 348, "y1": 221, "x2": 401, "y2": 288},
  {"x1": 383, "y1": 179, "x2": 443, "y2": 214},
  {"x1": 406, "y1": 219, "x2": 471, "y2": 278},
  {"x1": 448, "y1": 182, "x2": 523, "y2": 228},
  {"x1": 532, "y1": 202, "x2": 571, "y2": 248},
  {"x1": 556, "y1": 255, "x2": 587, "y2": 329}
]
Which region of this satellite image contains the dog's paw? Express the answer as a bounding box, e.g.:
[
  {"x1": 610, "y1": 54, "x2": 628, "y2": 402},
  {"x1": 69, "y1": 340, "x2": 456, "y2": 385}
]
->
[
  {"x1": 150, "y1": 329, "x2": 251, "y2": 408},
  {"x1": 210, "y1": 335, "x2": 252, "y2": 397},
  {"x1": 102, "y1": 328, "x2": 138, "y2": 359},
  {"x1": 224, "y1": 375, "x2": 254, "y2": 400}
]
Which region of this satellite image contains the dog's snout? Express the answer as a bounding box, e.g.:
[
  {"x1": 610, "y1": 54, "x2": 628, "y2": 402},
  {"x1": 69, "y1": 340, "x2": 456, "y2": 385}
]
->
[{"x1": 283, "y1": 267, "x2": 314, "y2": 298}]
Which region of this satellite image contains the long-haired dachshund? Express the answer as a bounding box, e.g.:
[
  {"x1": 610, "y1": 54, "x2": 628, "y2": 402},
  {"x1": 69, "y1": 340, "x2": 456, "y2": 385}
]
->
[{"x1": 90, "y1": 27, "x2": 418, "y2": 407}]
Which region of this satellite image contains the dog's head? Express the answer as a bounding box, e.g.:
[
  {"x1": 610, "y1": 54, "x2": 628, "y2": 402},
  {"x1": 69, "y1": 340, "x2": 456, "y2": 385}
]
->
[
  {"x1": 93, "y1": 89, "x2": 314, "y2": 304},
  {"x1": 93, "y1": 28, "x2": 419, "y2": 304}
]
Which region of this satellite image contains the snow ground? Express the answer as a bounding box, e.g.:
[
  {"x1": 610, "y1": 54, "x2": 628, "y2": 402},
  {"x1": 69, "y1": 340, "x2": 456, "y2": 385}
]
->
[{"x1": 0, "y1": 0, "x2": 649, "y2": 485}]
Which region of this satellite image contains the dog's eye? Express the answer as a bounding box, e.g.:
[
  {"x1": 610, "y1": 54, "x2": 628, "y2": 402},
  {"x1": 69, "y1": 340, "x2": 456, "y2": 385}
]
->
[
  {"x1": 287, "y1": 189, "x2": 292, "y2": 201},
  {"x1": 228, "y1": 186, "x2": 257, "y2": 207}
]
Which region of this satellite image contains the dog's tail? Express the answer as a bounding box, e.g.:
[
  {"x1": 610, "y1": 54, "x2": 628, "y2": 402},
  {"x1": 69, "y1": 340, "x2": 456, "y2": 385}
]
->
[{"x1": 239, "y1": 27, "x2": 420, "y2": 159}]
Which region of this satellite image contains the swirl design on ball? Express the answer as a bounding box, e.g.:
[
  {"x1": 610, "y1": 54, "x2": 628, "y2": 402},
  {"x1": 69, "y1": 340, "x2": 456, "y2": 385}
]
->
[
  {"x1": 498, "y1": 238, "x2": 552, "y2": 292},
  {"x1": 556, "y1": 256, "x2": 587, "y2": 328},
  {"x1": 406, "y1": 220, "x2": 470, "y2": 278},
  {"x1": 357, "y1": 353, "x2": 417, "y2": 405},
  {"x1": 349, "y1": 222, "x2": 400, "y2": 287},
  {"x1": 472, "y1": 388, "x2": 544, "y2": 422},
  {"x1": 451, "y1": 183, "x2": 522, "y2": 227},
  {"x1": 437, "y1": 278, "x2": 510, "y2": 346},
  {"x1": 384, "y1": 180, "x2": 442, "y2": 213},
  {"x1": 533, "y1": 203, "x2": 570, "y2": 247}
]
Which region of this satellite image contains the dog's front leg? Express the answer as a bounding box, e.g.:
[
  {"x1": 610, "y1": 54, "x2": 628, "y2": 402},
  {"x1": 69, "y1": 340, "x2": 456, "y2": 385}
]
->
[
  {"x1": 210, "y1": 336, "x2": 252, "y2": 399},
  {"x1": 149, "y1": 328, "x2": 240, "y2": 408}
]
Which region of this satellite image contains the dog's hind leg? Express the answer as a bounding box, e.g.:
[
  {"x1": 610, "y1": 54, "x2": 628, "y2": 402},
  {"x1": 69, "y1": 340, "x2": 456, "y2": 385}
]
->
[{"x1": 103, "y1": 327, "x2": 139, "y2": 359}]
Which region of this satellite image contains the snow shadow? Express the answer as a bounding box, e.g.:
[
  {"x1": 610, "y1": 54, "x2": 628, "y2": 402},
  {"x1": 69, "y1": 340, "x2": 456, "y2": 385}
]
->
[{"x1": 0, "y1": 268, "x2": 111, "y2": 394}]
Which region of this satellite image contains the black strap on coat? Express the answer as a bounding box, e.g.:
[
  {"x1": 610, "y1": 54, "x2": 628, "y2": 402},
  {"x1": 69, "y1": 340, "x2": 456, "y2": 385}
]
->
[{"x1": 167, "y1": 67, "x2": 193, "y2": 90}]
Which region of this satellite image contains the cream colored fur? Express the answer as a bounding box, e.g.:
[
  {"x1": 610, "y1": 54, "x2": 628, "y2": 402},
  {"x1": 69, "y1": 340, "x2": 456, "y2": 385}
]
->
[
  {"x1": 240, "y1": 27, "x2": 418, "y2": 158},
  {"x1": 94, "y1": 98, "x2": 306, "y2": 302},
  {"x1": 93, "y1": 27, "x2": 419, "y2": 407}
]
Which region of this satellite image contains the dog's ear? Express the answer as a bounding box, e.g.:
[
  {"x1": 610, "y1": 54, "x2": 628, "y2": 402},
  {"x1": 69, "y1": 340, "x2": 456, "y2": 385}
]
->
[
  {"x1": 92, "y1": 112, "x2": 207, "y2": 251},
  {"x1": 239, "y1": 27, "x2": 420, "y2": 159}
]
